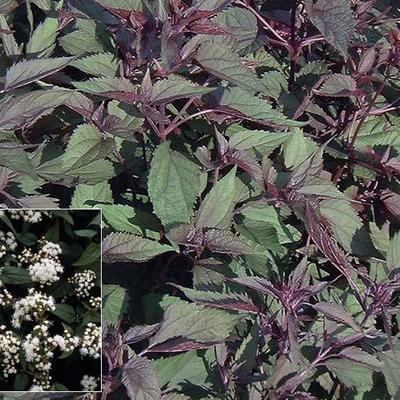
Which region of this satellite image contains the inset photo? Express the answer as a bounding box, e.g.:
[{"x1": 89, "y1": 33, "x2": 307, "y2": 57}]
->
[{"x1": 0, "y1": 209, "x2": 101, "y2": 392}]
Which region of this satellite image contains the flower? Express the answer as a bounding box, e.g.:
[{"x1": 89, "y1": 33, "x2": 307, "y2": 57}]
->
[
  {"x1": 80, "y1": 374, "x2": 99, "y2": 392},
  {"x1": 80, "y1": 323, "x2": 101, "y2": 359},
  {"x1": 0, "y1": 326, "x2": 21, "y2": 378},
  {"x1": 69, "y1": 270, "x2": 97, "y2": 298}
]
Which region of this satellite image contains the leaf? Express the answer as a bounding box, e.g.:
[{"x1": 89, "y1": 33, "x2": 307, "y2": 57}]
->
[
  {"x1": 314, "y1": 302, "x2": 360, "y2": 331},
  {"x1": 212, "y1": 7, "x2": 258, "y2": 53},
  {"x1": 149, "y1": 301, "x2": 240, "y2": 350},
  {"x1": 0, "y1": 14, "x2": 20, "y2": 56},
  {"x1": 219, "y1": 86, "x2": 303, "y2": 127},
  {"x1": 71, "y1": 182, "x2": 113, "y2": 208},
  {"x1": 3, "y1": 57, "x2": 73, "y2": 92},
  {"x1": 196, "y1": 166, "x2": 237, "y2": 229},
  {"x1": 73, "y1": 243, "x2": 101, "y2": 267},
  {"x1": 172, "y1": 284, "x2": 259, "y2": 313},
  {"x1": 150, "y1": 75, "x2": 215, "y2": 104},
  {"x1": 318, "y1": 74, "x2": 357, "y2": 97},
  {"x1": 306, "y1": 0, "x2": 355, "y2": 58},
  {"x1": 195, "y1": 40, "x2": 261, "y2": 93},
  {"x1": 73, "y1": 76, "x2": 138, "y2": 96},
  {"x1": 229, "y1": 130, "x2": 290, "y2": 154},
  {"x1": 339, "y1": 347, "x2": 382, "y2": 370},
  {"x1": 96, "y1": 0, "x2": 142, "y2": 10},
  {"x1": 0, "y1": 147, "x2": 37, "y2": 178},
  {"x1": 148, "y1": 142, "x2": 202, "y2": 226},
  {"x1": 26, "y1": 17, "x2": 58, "y2": 57},
  {"x1": 387, "y1": 233, "x2": 400, "y2": 270},
  {"x1": 124, "y1": 324, "x2": 160, "y2": 344},
  {"x1": 102, "y1": 233, "x2": 174, "y2": 263},
  {"x1": 1, "y1": 266, "x2": 32, "y2": 284},
  {"x1": 378, "y1": 351, "x2": 400, "y2": 398},
  {"x1": 51, "y1": 304, "x2": 76, "y2": 323},
  {"x1": 101, "y1": 204, "x2": 159, "y2": 237},
  {"x1": 103, "y1": 284, "x2": 127, "y2": 326},
  {"x1": 204, "y1": 229, "x2": 260, "y2": 255},
  {"x1": 71, "y1": 52, "x2": 121, "y2": 77},
  {"x1": 324, "y1": 358, "x2": 374, "y2": 392},
  {"x1": 283, "y1": 129, "x2": 318, "y2": 169},
  {"x1": 122, "y1": 356, "x2": 161, "y2": 400},
  {"x1": 192, "y1": 0, "x2": 232, "y2": 11},
  {"x1": 63, "y1": 123, "x2": 115, "y2": 177},
  {"x1": 0, "y1": 89, "x2": 72, "y2": 130}
]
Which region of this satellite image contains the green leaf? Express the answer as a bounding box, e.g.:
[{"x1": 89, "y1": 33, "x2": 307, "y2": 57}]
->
[
  {"x1": 101, "y1": 204, "x2": 159, "y2": 237},
  {"x1": 318, "y1": 74, "x2": 357, "y2": 97},
  {"x1": 103, "y1": 284, "x2": 127, "y2": 326},
  {"x1": 229, "y1": 130, "x2": 290, "y2": 154},
  {"x1": 122, "y1": 356, "x2": 161, "y2": 400},
  {"x1": 0, "y1": 147, "x2": 37, "y2": 178},
  {"x1": 314, "y1": 302, "x2": 360, "y2": 331},
  {"x1": 51, "y1": 304, "x2": 76, "y2": 323},
  {"x1": 0, "y1": 89, "x2": 72, "y2": 130},
  {"x1": 195, "y1": 40, "x2": 261, "y2": 93},
  {"x1": 204, "y1": 229, "x2": 260, "y2": 255},
  {"x1": 196, "y1": 166, "x2": 237, "y2": 229},
  {"x1": 219, "y1": 86, "x2": 303, "y2": 127},
  {"x1": 1, "y1": 266, "x2": 32, "y2": 284},
  {"x1": 96, "y1": 0, "x2": 142, "y2": 10},
  {"x1": 73, "y1": 76, "x2": 137, "y2": 95},
  {"x1": 149, "y1": 300, "x2": 240, "y2": 349},
  {"x1": 102, "y1": 233, "x2": 174, "y2": 263},
  {"x1": 283, "y1": 129, "x2": 318, "y2": 169},
  {"x1": 71, "y1": 182, "x2": 113, "y2": 208},
  {"x1": 387, "y1": 233, "x2": 400, "y2": 270},
  {"x1": 73, "y1": 243, "x2": 101, "y2": 266},
  {"x1": 192, "y1": 0, "x2": 231, "y2": 11},
  {"x1": 151, "y1": 75, "x2": 215, "y2": 104},
  {"x1": 63, "y1": 123, "x2": 115, "y2": 178},
  {"x1": 3, "y1": 57, "x2": 73, "y2": 92},
  {"x1": 71, "y1": 52, "x2": 121, "y2": 77},
  {"x1": 212, "y1": 7, "x2": 257, "y2": 53},
  {"x1": 324, "y1": 358, "x2": 374, "y2": 392},
  {"x1": 26, "y1": 17, "x2": 58, "y2": 57},
  {"x1": 306, "y1": 0, "x2": 355, "y2": 58},
  {"x1": 379, "y1": 351, "x2": 400, "y2": 398},
  {"x1": 0, "y1": 14, "x2": 20, "y2": 56},
  {"x1": 148, "y1": 142, "x2": 202, "y2": 226}
]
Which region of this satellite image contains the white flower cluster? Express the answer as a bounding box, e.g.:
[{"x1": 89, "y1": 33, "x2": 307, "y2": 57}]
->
[
  {"x1": 9, "y1": 210, "x2": 50, "y2": 223},
  {"x1": 23, "y1": 322, "x2": 55, "y2": 390},
  {"x1": 0, "y1": 285, "x2": 12, "y2": 306},
  {"x1": 0, "y1": 325, "x2": 20, "y2": 377},
  {"x1": 68, "y1": 270, "x2": 97, "y2": 298},
  {"x1": 17, "y1": 240, "x2": 64, "y2": 287},
  {"x1": 80, "y1": 323, "x2": 101, "y2": 359},
  {"x1": 12, "y1": 289, "x2": 56, "y2": 328},
  {"x1": 0, "y1": 231, "x2": 17, "y2": 252},
  {"x1": 80, "y1": 374, "x2": 99, "y2": 392},
  {"x1": 52, "y1": 330, "x2": 80, "y2": 352},
  {"x1": 88, "y1": 296, "x2": 101, "y2": 309}
]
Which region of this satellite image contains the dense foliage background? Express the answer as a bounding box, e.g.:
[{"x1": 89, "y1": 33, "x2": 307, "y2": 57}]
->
[
  {"x1": 0, "y1": 0, "x2": 400, "y2": 399},
  {"x1": 0, "y1": 210, "x2": 101, "y2": 392}
]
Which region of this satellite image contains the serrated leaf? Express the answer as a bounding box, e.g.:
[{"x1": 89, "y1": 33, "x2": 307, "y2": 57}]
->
[
  {"x1": 219, "y1": 86, "x2": 303, "y2": 127},
  {"x1": 103, "y1": 284, "x2": 127, "y2": 326},
  {"x1": 63, "y1": 123, "x2": 115, "y2": 174},
  {"x1": 306, "y1": 0, "x2": 355, "y2": 58},
  {"x1": 196, "y1": 166, "x2": 237, "y2": 229},
  {"x1": 387, "y1": 233, "x2": 400, "y2": 270},
  {"x1": 229, "y1": 130, "x2": 290, "y2": 154},
  {"x1": 318, "y1": 74, "x2": 357, "y2": 97},
  {"x1": 71, "y1": 53, "x2": 121, "y2": 77},
  {"x1": 204, "y1": 229, "x2": 259, "y2": 255},
  {"x1": 122, "y1": 356, "x2": 161, "y2": 400},
  {"x1": 378, "y1": 351, "x2": 400, "y2": 398},
  {"x1": 192, "y1": 0, "x2": 231, "y2": 12},
  {"x1": 324, "y1": 358, "x2": 374, "y2": 392},
  {"x1": 3, "y1": 57, "x2": 73, "y2": 92},
  {"x1": 0, "y1": 14, "x2": 20, "y2": 56},
  {"x1": 284, "y1": 129, "x2": 318, "y2": 169},
  {"x1": 26, "y1": 17, "x2": 58, "y2": 57},
  {"x1": 149, "y1": 301, "x2": 240, "y2": 350},
  {"x1": 148, "y1": 142, "x2": 202, "y2": 226},
  {"x1": 0, "y1": 147, "x2": 37, "y2": 178},
  {"x1": 212, "y1": 7, "x2": 257, "y2": 53},
  {"x1": 172, "y1": 284, "x2": 259, "y2": 313},
  {"x1": 0, "y1": 89, "x2": 72, "y2": 130},
  {"x1": 102, "y1": 233, "x2": 174, "y2": 263},
  {"x1": 314, "y1": 302, "x2": 360, "y2": 331},
  {"x1": 71, "y1": 182, "x2": 113, "y2": 208},
  {"x1": 195, "y1": 40, "x2": 261, "y2": 93},
  {"x1": 151, "y1": 75, "x2": 215, "y2": 104},
  {"x1": 74, "y1": 76, "x2": 138, "y2": 96}
]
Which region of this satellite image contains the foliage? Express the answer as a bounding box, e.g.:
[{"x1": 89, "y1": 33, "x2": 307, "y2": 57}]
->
[{"x1": 0, "y1": 0, "x2": 400, "y2": 399}]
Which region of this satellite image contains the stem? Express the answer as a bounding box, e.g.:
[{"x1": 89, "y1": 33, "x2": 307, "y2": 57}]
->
[{"x1": 288, "y1": 0, "x2": 298, "y2": 90}]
